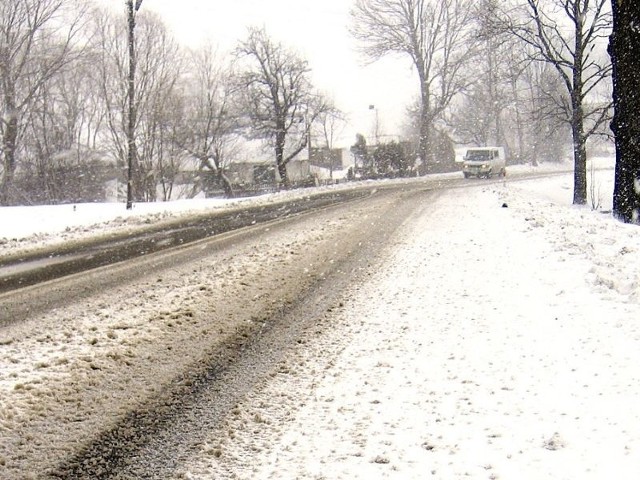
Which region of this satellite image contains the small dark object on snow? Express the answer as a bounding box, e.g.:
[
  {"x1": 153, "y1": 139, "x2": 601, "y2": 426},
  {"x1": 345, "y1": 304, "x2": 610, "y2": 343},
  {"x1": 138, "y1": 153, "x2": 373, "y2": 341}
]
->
[{"x1": 502, "y1": 203, "x2": 508, "y2": 208}]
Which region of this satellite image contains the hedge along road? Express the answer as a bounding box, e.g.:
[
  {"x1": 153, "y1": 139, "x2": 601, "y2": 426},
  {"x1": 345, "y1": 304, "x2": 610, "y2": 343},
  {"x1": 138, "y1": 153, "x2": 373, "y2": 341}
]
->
[{"x1": 0, "y1": 177, "x2": 450, "y2": 479}]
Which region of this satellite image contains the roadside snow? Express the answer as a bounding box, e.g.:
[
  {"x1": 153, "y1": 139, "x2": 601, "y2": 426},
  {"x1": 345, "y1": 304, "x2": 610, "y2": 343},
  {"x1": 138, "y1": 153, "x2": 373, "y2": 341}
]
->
[
  {"x1": 0, "y1": 176, "x2": 443, "y2": 256},
  {"x1": 2, "y1": 158, "x2": 638, "y2": 479},
  {"x1": 175, "y1": 159, "x2": 640, "y2": 479}
]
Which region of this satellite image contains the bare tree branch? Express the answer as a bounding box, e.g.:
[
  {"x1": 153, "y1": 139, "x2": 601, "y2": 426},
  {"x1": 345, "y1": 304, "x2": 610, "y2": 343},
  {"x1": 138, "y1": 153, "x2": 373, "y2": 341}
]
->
[
  {"x1": 0, "y1": 0, "x2": 88, "y2": 204},
  {"x1": 235, "y1": 27, "x2": 328, "y2": 187},
  {"x1": 351, "y1": 0, "x2": 480, "y2": 173},
  {"x1": 498, "y1": 0, "x2": 612, "y2": 204}
]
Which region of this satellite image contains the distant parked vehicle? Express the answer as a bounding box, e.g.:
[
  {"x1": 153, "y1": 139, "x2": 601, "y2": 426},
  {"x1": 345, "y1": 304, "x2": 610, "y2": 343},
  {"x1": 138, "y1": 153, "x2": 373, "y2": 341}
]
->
[{"x1": 462, "y1": 147, "x2": 506, "y2": 179}]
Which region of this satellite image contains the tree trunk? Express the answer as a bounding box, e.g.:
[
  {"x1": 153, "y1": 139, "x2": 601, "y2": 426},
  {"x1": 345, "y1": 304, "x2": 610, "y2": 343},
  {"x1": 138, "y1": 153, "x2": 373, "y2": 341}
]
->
[
  {"x1": 571, "y1": 120, "x2": 588, "y2": 206},
  {"x1": 127, "y1": 0, "x2": 138, "y2": 208},
  {"x1": 513, "y1": 82, "x2": 525, "y2": 163},
  {"x1": 275, "y1": 129, "x2": 289, "y2": 188},
  {"x1": 571, "y1": 7, "x2": 588, "y2": 206},
  {"x1": 277, "y1": 161, "x2": 288, "y2": 188},
  {"x1": 1, "y1": 113, "x2": 19, "y2": 205},
  {"x1": 418, "y1": 78, "x2": 432, "y2": 175},
  {"x1": 218, "y1": 170, "x2": 234, "y2": 198},
  {"x1": 609, "y1": 0, "x2": 640, "y2": 224},
  {"x1": 571, "y1": 90, "x2": 588, "y2": 205}
]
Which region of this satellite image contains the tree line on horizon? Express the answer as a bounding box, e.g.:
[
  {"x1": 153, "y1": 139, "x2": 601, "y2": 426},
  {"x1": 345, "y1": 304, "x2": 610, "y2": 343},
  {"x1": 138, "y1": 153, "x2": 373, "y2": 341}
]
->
[{"x1": 0, "y1": 0, "x2": 637, "y2": 224}]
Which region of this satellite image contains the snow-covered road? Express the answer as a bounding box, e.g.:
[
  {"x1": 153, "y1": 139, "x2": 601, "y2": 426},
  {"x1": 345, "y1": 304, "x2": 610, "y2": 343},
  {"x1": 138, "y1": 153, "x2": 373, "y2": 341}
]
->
[
  {"x1": 0, "y1": 182, "x2": 432, "y2": 478},
  {"x1": 2, "y1": 162, "x2": 639, "y2": 479},
  {"x1": 180, "y1": 179, "x2": 640, "y2": 479}
]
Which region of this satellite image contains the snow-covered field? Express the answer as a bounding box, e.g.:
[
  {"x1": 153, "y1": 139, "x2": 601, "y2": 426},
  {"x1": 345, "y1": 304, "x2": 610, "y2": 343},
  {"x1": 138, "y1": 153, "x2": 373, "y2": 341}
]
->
[{"x1": 3, "y1": 158, "x2": 640, "y2": 479}]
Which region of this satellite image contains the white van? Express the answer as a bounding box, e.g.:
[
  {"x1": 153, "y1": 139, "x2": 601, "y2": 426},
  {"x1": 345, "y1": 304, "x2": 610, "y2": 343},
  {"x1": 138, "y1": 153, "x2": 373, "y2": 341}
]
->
[{"x1": 462, "y1": 147, "x2": 506, "y2": 178}]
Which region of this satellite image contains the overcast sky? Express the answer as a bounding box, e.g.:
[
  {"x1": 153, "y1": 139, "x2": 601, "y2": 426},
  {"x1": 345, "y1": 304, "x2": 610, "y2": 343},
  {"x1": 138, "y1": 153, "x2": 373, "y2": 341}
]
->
[{"x1": 96, "y1": 0, "x2": 416, "y2": 147}]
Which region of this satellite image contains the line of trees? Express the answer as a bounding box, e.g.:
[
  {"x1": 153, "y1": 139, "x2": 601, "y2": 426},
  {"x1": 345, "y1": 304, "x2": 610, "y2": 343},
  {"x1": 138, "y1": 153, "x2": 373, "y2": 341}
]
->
[
  {"x1": 0, "y1": 2, "x2": 334, "y2": 206},
  {"x1": 351, "y1": 0, "x2": 614, "y2": 208},
  {"x1": 2, "y1": 1, "x2": 637, "y2": 224},
  {"x1": 352, "y1": 0, "x2": 478, "y2": 175},
  {"x1": 0, "y1": 0, "x2": 89, "y2": 205}
]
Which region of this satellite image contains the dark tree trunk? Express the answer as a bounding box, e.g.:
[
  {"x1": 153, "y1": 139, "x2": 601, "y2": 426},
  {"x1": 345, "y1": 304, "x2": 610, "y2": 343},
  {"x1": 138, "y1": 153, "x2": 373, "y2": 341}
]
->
[
  {"x1": 609, "y1": 0, "x2": 640, "y2": 224},
  {"x1": 275, "y1": 129, "x2": 289, "y2": 188},
  {"x1": 218, "y1": 170, "x2": 234, "y2": 198},
  {"x1": 417, "y1": 74, "x2": 431, "y2": 176},
  {"x1": 571, "y1": 102, "x2": 588, "y2": 206},
  {"x1": 277, "y1": 161, "x2": 288, "y2": 188},
  {"x1": 0, "y1": 114, "x2": 18, "y2": 205},
  {"x1": 571, "y1": 7, "x2": 587, "y2": 205}
]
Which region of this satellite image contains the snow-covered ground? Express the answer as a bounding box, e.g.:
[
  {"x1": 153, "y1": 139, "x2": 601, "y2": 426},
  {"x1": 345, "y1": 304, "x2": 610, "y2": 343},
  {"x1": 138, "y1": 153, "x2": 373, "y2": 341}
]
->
[
  {"x1": 178, "y1": 158, "x2": 640, "y2": 479},
  {"x1": 3, "y1": 158, "x2": 640, "y2": 479}
]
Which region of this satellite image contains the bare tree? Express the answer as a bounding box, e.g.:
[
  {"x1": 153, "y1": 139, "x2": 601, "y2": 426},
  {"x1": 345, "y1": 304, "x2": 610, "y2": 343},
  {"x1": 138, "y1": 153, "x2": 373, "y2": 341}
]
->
[
  {"x1": 503, "y1": 0, "x2": 612, "y2": 205},
  {"x1": 134, "y1": 13, "x2": 182, "y2": 201},
  {"x1": 528, "y1": 60, "x2": 574, "y2": 164},
  {"x1": 451, "y1": 0, "x2": 519, "y2": 150},
  {"x1": 92, "y1": 8, "x2": 128, "y2": 193},
  {"x1": 473, "y1": 0, "x2": 510, "y2": 146},
  {"x1": 153, "y1": 89, "x2": 189, "y2": 201},
  {"x1": 351, "y1": 0, "x2": 479, "y2": 174},
  {"x1": 311, "y1": 105, "x2": 345, "y2": 180},
  {"x1": 179, "y1": 46, "x2": 238, "y2": 198},
  {"x1": 608, "y1": 0, "x2": 640, "y2": 224},
  {"x1": 20, "y1": 53, "x2": 107, "y2": 203},
  {"x1": 452, "y1": 89, "x2": 499, "y2": 147},
  {"x1": 0, "y1": 0, "x2": 87, "y2": 204},
  {"x1": 503, "y1": 45, "x2": 535, "y2": 163},
  {"x1": 235, "y1": 27, "x2": 329, "y2": 187},
  {"x1": 92, "y1": 8, "x2": 181, "y2": 202}
]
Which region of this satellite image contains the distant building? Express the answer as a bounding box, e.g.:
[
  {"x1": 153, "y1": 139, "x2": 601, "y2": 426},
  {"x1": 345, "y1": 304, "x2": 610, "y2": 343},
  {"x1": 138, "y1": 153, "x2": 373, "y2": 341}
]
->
[{"x1": 305, "y1": 147, "x2": 355, "y2": 181}]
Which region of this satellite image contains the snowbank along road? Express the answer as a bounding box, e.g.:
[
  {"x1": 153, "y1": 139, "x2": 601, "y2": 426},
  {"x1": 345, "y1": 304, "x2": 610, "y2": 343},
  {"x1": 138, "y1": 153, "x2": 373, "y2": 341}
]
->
[{"x1": 0, "y1": 186, "x2": 382, "y2": 297}]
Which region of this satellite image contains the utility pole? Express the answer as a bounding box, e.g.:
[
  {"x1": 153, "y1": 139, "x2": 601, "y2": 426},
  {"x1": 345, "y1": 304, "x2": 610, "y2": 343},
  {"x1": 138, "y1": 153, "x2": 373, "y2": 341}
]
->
[{"x1": 126, "y1": 0, "x2": 142, "y2": 210}]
